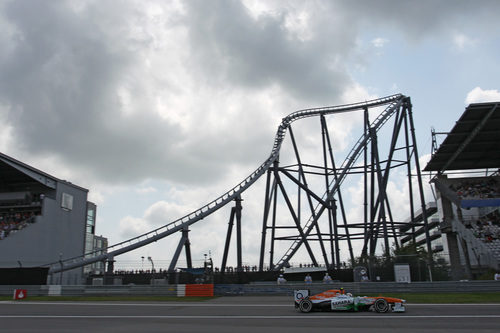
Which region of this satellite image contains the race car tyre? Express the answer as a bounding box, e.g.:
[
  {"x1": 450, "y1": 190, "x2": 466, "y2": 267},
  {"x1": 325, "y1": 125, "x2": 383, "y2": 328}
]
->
[
  {"x1": 374, "y1": 299, "x2": 390, "y2": 313},
  {"x1": 298, "y1": 299, "x2": 313, "y2": 313}
]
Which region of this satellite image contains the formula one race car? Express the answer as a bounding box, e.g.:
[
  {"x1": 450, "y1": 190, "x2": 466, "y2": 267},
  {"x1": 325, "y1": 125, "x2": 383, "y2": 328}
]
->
[{"x1": 294, "y1": 289, "x2": 406, "y2": 313}]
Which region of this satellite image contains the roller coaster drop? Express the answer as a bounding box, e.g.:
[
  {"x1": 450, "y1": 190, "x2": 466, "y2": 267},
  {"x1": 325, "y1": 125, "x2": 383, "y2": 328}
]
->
[{"x1": 48, "y1": 94, "x2": 431, "y2": 275}]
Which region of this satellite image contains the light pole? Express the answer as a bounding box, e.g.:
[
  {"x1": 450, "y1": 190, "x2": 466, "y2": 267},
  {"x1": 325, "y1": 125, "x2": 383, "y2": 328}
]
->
[
  {"x1": 148, "y1": 256, "x2": 154, "y2": 272},
  {"x1": 59, "y1": 252, "x2": 63, "y2": 285},
  {"x1": 147, "y1": 256, "x2": 155, "y2": 285},
  {"x1": 141, "y1": 256, "x2": 144, "y2": 270}
]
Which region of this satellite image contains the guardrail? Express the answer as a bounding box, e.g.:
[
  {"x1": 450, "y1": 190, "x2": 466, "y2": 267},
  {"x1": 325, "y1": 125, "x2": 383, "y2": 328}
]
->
[
  {"x1": 2, "y1": 281, "x2": 500, "y2": 297},
  {"x1": 216, "y1": 281, "x2": 500, "y2": 295},
  {"x1": 0, "y1": 285, "x2": 178, "y2": 297}
]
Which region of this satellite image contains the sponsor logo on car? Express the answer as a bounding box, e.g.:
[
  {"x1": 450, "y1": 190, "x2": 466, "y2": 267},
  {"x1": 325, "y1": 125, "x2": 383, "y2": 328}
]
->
[{"x1": 332, "y1": 298, "x2": 353, "y2": 305}]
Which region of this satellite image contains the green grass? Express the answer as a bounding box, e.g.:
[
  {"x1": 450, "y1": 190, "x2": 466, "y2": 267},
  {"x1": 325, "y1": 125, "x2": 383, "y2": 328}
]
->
[{"x1": 363, "y1": 292, "x2": 500, "y2": 303}]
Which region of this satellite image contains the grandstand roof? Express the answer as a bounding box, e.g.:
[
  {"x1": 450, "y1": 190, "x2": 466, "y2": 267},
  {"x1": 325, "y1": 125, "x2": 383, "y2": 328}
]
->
[
  {"x1": 0, "y1": 152, "x2": 88, "y2": 192},
  {"x1": 424, "y1": 102, "x2": 500, "y2": 172}
]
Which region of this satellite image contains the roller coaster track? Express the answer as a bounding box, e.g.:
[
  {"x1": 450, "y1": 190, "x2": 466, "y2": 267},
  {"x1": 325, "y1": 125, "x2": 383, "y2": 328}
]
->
[
  {"x1": 48, "y1": 94, "x2": 407, "y2": 274},
  {"x1": 273, "y1": 95, "x2": 407, "y2": 270}
]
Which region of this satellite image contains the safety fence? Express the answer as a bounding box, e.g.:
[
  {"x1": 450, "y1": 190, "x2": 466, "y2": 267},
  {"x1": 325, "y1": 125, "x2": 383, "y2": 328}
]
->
[
  {"x1": 1, "y1": 281, "x2": 500, "y2": 298},
  {"x1": 215, "y1": 281, "x2": 500, "y2": 295}
]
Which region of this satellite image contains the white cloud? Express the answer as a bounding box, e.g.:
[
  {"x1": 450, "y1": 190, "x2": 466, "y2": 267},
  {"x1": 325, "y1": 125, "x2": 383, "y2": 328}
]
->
[
  {"x1": 119, "y1": 216, "x2": 152, "y2": 239},
  {"x1": 143, "y1": 200, "x2": 191, "y2": 226},
  {"x1": 465, "y1": 87, "x2": 500, "y2": 104},
  {"x1": 371, "y1": 37, "x2": 389, "y2": 48},
  {"x1": 119, "y1": 200, "x2": 195, "y2": 238},
  {"x1": 341, "y1": 83, "x2": 378, "y2": 104},
  {"x1": 0, "y1": 104, "x2": 14, "y2": 152},
  {"x1": 136, "y1": 186, "x2": 158, "y2": 195},
  {"x1": 87, "y1": 190, "x2": 105, "y2": 206},
  {"x1": 452, "y1": 32, "x2": 477, "y2": 50}
]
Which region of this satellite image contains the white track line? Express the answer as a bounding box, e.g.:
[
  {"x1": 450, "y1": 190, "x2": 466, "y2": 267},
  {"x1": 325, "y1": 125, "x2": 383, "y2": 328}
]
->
[
  {"x1": 0, "y1": 315, "x2": 500, "y2": 319},
  {"x1": 0, "y1": 302, "x2": 289, "y2": 307},
  {"x1": 1, "y1": 301, "x2": 500, "y2": 307},
  {"x1": 405, "y1": 303, "x2": 500, "y2": 306}
]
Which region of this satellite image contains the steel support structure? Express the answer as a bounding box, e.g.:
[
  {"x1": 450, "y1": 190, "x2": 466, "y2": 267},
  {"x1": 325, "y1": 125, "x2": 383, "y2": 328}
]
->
[
  {"x1": 46, "y1": 94, "x2": 432, "y2": 276},
  {"x1": 221, "y1": 196, "x2": 243, "y2": 273},
  {"x1": 168, "y1": 227, "x2": 192, "y2": 273},
  {"x1": 258, "y1": 97, "x2": 431, "y2": 271}
]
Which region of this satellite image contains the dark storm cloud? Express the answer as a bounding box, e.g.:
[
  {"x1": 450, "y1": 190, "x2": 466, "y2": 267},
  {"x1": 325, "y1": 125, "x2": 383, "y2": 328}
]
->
[
  {"x1": 0, "y1": 1, "x2": 214, "y2": 184},
  {"x1": 339, "y1": 0, "x2": 500, "y2": 39},
  {"x1": 0, "y1": 0, "x2": 294, "y2": 186},
  {"x1": 184, "y1": 0, "x2": 354, "y2": 105},
  {"x1": 1, "y1": 0, "x2": 498, "y2": 187},
  {"x1": 183, "y1": 0, "x2": 500, "y2": 103}
]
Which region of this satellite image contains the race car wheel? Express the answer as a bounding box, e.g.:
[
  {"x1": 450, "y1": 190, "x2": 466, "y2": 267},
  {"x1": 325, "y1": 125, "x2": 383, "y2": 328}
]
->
[
  {"x1": 299, "y1": 299, "x2": 313, "y2": 313},
  {"x1": 374, "y1": 299, "x2": 390, "y2": 313}
]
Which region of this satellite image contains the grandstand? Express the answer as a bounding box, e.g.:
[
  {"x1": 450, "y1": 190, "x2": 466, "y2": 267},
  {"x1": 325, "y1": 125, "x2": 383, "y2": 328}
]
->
[
  {"x1": 424, "y1": 101, "x2": 500, "y2": 280},
  {"x1": 399, "y1": 202, "x2": 444, "y2": 254},
  {"x1": 0, "y1": 152, "x2": 106, "y2": 284}
]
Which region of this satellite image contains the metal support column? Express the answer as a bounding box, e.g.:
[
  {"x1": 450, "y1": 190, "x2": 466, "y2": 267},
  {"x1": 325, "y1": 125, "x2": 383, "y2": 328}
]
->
[
  {"x1": 168, "y1": 227, "x2": 191, "y2": 273},
  {"x1": 221, "y1": 195, "x2": 243, "y2": 273}
]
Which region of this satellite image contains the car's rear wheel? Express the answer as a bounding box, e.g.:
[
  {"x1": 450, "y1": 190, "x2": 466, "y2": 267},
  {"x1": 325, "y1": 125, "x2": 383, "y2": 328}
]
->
[
  {"x1": 299, "y1": 299, "x2": 313, "y2": 313},
  {"x1": 374, "y1": 298, "x2": 390, "y2": 313}
]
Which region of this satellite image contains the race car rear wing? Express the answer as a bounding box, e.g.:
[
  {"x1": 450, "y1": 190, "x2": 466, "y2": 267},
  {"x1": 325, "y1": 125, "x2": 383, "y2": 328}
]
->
[{"x1": 294, "y1": 290, "x2": 310, "y2": 303}]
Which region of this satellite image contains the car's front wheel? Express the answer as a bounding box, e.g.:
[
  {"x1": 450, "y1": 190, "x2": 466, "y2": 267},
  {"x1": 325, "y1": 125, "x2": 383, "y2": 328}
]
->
[
  {"x1": 374, "y1": 298, "x2": 390, "y2": 313},
  {"x1": 298, "y1": 299, "x2": 313, "y2": 313}
]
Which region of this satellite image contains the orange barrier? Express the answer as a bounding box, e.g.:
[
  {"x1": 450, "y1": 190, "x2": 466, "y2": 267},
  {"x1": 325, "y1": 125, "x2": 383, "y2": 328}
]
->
[{"x1": 185, "y1": 284, "x2": 214, "y2": 297}]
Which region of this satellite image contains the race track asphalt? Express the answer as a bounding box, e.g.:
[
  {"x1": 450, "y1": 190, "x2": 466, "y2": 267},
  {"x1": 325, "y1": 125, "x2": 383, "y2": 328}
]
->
[{"x1": 1, "y1": 296, "x2": 499, "y2": 332}]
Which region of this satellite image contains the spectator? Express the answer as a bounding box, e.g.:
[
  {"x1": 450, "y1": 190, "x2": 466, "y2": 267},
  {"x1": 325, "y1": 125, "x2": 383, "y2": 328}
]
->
[
  {"x1": 495, "y1": 272, "x2": 500, "y2": 281},
  {"x1": 323, "y1": 272, "x2": 333, "y2": 284},
  {"x1": 451, "y1": 177, "x2": 499, "y2": 199},
  {"x1": 277, "y1": 274, "x2": 286, "y2": 285},
  {"x1": 304, "y1": 274, "x2": 312, "y2": 284}
]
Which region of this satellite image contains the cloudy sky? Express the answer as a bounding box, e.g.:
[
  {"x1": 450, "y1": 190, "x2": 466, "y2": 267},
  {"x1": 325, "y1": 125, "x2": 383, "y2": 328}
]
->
[{"x1": 1, "y1": 0, "x2": 499, "y2": 270}]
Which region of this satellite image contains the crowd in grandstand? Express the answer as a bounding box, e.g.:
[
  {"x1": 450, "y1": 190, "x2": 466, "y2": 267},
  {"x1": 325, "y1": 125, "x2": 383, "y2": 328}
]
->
[
  {"x1": 450, "y1": 177, "x2": 500, "y2": 199},
  {"x1": 114, "y1": 265, "x2": 262, "y2": 275},
  {"x1": 469, "y1": 211, "x2": 500, "y2": 242},
  {"x1": 0, "y1": 212, "x2": 37, "y2": 240},
  {"x1": 0, "y1": 190, "x2": 43, "y2": 240}
]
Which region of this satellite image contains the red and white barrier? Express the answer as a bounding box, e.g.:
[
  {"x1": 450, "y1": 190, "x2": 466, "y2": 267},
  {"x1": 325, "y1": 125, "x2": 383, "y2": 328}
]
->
[
  {"x1": 177, "y1": 284, "x2": 213, "y2": 297},
  {"x1": 13, "y1": 289, "x2": 27, "y2": 300}
]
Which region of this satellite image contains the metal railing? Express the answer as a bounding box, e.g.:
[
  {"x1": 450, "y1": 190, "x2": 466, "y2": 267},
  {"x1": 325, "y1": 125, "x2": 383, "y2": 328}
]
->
[{"x1": 3, "y1": 280, "x2": 500, "y2": 297}]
